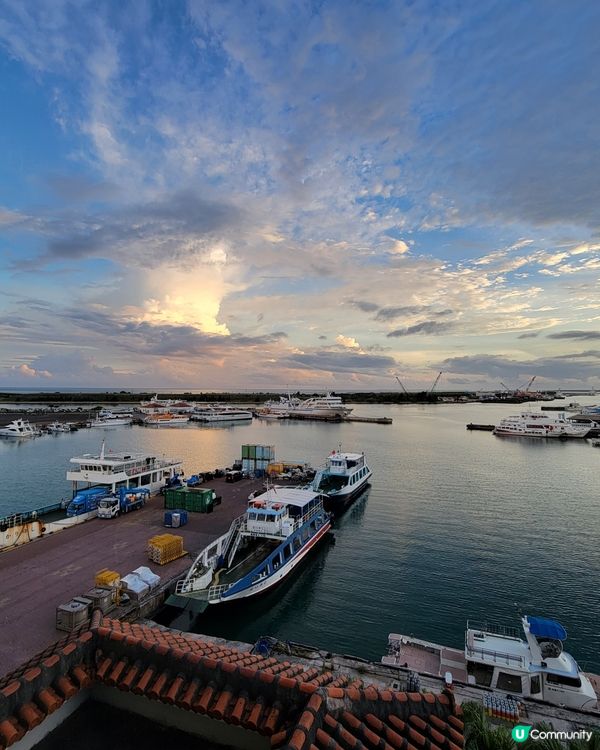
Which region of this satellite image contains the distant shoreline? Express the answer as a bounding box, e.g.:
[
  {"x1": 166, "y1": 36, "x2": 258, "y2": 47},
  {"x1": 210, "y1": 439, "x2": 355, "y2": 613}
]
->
[{"x1": 0, "y1": 390, "x2": 459, "y2": 405}]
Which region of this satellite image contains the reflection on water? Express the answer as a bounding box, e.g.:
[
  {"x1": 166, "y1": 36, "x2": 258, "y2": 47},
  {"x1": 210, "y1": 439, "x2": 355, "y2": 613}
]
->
[{"x1": 1, "y1": 401, "x2": 599, "y2": 670}]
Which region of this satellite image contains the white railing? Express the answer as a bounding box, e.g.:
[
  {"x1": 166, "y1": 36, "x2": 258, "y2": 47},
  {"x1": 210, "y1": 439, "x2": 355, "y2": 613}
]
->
[{"x1": 207, "y1": 582, "x2": 235, "y2": 599}]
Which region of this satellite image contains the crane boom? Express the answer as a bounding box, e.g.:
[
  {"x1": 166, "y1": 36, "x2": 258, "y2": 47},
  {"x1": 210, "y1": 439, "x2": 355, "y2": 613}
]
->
[
  {"x1": 500, "y1": 382, "x2": 512, "y2": 392},
  {"x1": 395, "y1": 375, "x2": 409, "y2": 395},
  {"x1": 525, "y1": 375, "x2": 536, "y2": 392},
  {"x1": 429, "y1": 371, "x2": 443, "y2": 394}
]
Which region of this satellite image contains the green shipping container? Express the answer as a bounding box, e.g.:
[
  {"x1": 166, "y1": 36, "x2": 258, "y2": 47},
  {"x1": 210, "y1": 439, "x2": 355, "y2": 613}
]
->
[{"x1": 242, "y1": 445, "x2": 249, "y2": 459}]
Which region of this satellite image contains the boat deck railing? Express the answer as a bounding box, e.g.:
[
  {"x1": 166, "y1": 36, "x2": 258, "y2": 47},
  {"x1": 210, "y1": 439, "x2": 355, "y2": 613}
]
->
[
  {"x1": 207, "y1": 582, "x2": 235, "y2": 600},
  {"x1": 465, "y1": 644, "x2": 526, "y2": 668},
  {"x1": 467, "y1": 620, "x2": 521, "y2": 639}
]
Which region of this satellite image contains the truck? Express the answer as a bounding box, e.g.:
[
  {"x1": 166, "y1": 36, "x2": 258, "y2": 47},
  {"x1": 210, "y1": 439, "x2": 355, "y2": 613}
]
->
[
  {"x1": 97, "y1": 487, "x2": 150, "y2": 519},
  {"x1": 66, "y1": 487, "x2": 112, "y2": 517}
]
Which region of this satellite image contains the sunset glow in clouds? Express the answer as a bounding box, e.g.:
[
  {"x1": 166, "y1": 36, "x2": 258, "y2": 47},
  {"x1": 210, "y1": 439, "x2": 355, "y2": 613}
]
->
[{"x1": 1, "y1": 1, "x2": 600, "y2": 389}]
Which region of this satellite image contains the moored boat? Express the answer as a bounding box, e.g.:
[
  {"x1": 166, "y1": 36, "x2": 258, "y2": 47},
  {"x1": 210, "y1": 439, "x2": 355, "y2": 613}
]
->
[
  {"x1": 0, "y1": 419, "x2": 40, "y2": 438},
  {"x1": 311, "y1": 449, "x2": 372, "y2": 509},
  {"x1": 67, "y1": 442, "x2": 182, "y2": 494},
  {"x1": 172, "y1": 488, "x2": 331, "y2": 610},
  {"x1": 493, "y1": 412, "x2": 590, "y2": 438},
  {"x1": 90, "y1": 410, "x2": 133, "y2": 428},
  {"x1": 191, "y1": 405, "x2": 253, "y2": 422},
  {"x1": 383, "y1": 615, "x2": 597, "y2": 711},
  {"x1": 143, "y1": 412, "x2": 189, "y2": 427},
  {"x1": 46, "y1": 421, "x2": 71, "y2": 433},
  {"x1": 263, "y1": 393, "x2": 352, "y2": 419}
]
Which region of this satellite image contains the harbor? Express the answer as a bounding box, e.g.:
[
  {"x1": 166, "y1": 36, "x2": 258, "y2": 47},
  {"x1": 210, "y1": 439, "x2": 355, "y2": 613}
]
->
[{"x1": 1, "y1": 398, "x2": 600, "y2": 743}]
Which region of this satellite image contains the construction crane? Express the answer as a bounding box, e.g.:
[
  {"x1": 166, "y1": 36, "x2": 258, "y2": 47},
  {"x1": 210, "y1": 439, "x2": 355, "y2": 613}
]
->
[
  {"x1": 522, "y1": 375, "x2": 537, "y2": 393},
  {"x1": 428, "y1": 371, "x2": 443, "y2": 395},
  {"x1": 500, "y1": 382, "x2": 512, "y2": 393},
  {"x1": 395, "y1": 375, "x2": 410, "y2": 396}
]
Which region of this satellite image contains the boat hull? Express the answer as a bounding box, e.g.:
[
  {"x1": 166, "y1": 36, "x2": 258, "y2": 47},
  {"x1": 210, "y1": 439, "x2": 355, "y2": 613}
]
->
[
  {"x1": 211, "y1": 519, "x2": 331, "y2": 604},
  {"x1": 324, "y1": 476, "x2": 372, "y2": 511}
]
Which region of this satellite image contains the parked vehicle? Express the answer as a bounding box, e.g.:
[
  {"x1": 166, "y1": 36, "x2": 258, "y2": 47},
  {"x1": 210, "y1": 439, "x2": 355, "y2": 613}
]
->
[
  {"x1": 66, "y1": 487, "x2": 111, "y2": 516},
  {"x1": 97, "y1": 487, "x2": 150, "y2": 519}
]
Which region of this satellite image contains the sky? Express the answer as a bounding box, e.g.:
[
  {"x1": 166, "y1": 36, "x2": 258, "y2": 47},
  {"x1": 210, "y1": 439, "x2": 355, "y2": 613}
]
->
[{"x1": 1, "y1": 1, "x2": 600, "y2": 391}]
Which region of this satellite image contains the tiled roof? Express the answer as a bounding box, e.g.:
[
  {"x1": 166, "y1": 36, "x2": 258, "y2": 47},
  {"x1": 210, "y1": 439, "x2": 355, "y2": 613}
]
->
[{"x1": 0, "y1": 612, "x2": 463, "y2": 750}]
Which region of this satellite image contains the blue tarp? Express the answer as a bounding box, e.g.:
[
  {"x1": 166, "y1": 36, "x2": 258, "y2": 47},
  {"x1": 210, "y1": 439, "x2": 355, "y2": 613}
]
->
[{"x1": 527, "y1": 616, "x2": 567, "y2": 641}]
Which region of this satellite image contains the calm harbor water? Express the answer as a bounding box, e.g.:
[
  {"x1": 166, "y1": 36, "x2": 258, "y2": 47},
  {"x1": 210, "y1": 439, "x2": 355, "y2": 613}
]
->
[{"x1": 1, "y1": 401, "x2": 599, "y2": 671}]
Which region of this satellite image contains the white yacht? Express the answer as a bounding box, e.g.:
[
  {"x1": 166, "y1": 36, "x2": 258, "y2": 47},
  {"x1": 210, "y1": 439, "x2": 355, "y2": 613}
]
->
[
  {"x1": 143, "y1": 412, "x2": 189, "y2": 427},
  {"x1": 172, "y1": 488, "x2": 331, "y2": 611},
  {"x1": 383, "y1": 615, "x2": 597, "y2": 711},
  {"x1": 191, "y1": 405, "x2": 253, "y2": 422},
  {"x1": 47, "y1": 421, "x2": 71, "y2": 433},
  {"x1": 263, "y1": 393, "x2": 351, "y2": 419},
  {"x1": 67, "y1": 442, "x2": 182, "y2": 494},
  {"x1": 493, "y1": 412, "x2": 590, "y2": 438},
  {"x1": 90, "y1": 410, "x2": 132, "y2": 428},
  {"x1": 311, "y1": 450, "x2": 372, "y2": 509},
  {"x1": 0, "y1": 419, "x2": 40, "y2": 438}
]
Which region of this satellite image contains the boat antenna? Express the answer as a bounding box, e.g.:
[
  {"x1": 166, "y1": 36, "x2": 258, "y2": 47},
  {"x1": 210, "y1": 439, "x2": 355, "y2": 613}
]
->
[{"x1": 100, "y1": 439, "x2": 105, "y2": 460}]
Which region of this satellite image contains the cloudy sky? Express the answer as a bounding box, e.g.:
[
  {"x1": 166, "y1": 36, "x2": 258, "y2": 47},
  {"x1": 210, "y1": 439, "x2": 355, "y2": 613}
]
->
[{"x1": 1, "y1": 1, "x2": 600, "y2": 390}]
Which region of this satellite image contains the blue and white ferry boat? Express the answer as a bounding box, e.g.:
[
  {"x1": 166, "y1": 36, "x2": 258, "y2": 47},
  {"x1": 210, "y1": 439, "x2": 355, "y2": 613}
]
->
[
  {"x1": 173, "y1": 488, "x2": 331, "y2": 610},
  {"x1": 311, "y1": 450, "x2": 372, "y2": 510}
]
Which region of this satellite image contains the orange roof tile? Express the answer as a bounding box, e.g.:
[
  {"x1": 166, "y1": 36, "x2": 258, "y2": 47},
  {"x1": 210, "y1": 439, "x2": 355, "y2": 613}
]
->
[{"x1": 0, "y1": 613, "x2": 463, "y2": 750}]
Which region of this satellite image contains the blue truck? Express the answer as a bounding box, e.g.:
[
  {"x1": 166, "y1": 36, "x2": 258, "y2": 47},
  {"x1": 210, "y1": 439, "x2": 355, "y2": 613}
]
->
[
  {"x1": 66, "y1": 487, "x2": 111, "y2": 517},
  {"x1": 97, "y1": 487, "x2": 150, "y2": 519}
]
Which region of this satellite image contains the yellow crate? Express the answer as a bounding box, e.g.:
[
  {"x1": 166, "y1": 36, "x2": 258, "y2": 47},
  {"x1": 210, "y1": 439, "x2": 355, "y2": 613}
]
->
[
  {"x1": 147, "y1": 534, "x2": 185, "y2": 565},
  {"x1": 95, "y1": 569, "x2": 120, "y2": 588}
]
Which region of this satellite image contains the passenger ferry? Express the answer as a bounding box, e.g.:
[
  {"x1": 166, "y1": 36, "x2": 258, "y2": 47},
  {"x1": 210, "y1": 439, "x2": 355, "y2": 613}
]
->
[
  {"x1": 383, "y1": 615, "x2": 597, "y2": 711},
  {"x1": 263, "y1": 393, "x2": 351, "y2": 418},
  {"x1": 173, "y1": 488, "x2": 331, "y2": 610},
  {"x1": 493, "y1": 412, "x2": 590, "y2": 438},
  {"x1": 0, "y1": 419, "x2": 40, "y2": 438},
  {"x1": 139, "y1": 395, "x2": 194, "y2": 414},
  {"x1": 191, "y1": 405, "x2": 253, "y2": 422},
  {"x1": 67, "y1": 442, "x2": 182, "y2": 494},
  {"x1": 143, "y1": 412, "x2": 189, "y2": 427},
  {"x1": 312, "y1": 449, "x2": 372, "y2": 509}
]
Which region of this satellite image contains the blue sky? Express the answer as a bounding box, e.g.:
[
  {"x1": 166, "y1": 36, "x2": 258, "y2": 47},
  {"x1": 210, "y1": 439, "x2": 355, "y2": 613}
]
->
[{"x1": 1, "y1": 0, "x2": 600, "y2": 389}]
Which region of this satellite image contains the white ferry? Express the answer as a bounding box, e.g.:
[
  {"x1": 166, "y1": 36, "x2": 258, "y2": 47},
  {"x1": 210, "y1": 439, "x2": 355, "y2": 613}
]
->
[
  {"x1": 143, "y1": 412, "x2": 189, "y2": 427},
  {"x1": 493, "y1": 412, "x2": 590, "y2": 438},
  {"x1": 383, "y1": 615, "x2": 597, "y2": 711},
  {"x1": 191, "y1": 405, "x2": 253, "y2": 422},
  {"x1": 311, "y1": 450, "x2": 372, "y2": 509},
  {"x1": 90, "y1": 410, "x2": 132, "y2": 428},
  {"x1": 67, "y1": 442, "x2": 182, "y2": 494},
  {"x1": 0, "y1": 419, "x2": 40, "y2": 438},
  {"x1": 173, "y1": 488, "x2": 331, "y2": 611},
  {"x1": 263, "y1": 393, "x2": 351, "y2": 419},
  {"x1": 139, "y1": 395, "x2": 194, "y2": 414}
]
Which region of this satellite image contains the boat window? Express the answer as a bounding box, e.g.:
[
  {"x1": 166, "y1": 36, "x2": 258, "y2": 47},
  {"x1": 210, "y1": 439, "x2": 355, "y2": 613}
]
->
[
  {"x1": 284, "y1": 544, "x2": 292, "y2": 559},
  {"x1": 545, "y1": 673, "x2": 582, "y2": 688},
  {"x1": 467, "y1": 662, "x2": 494, "y2": 687},
  {"x1": 271, "y1": 553, "x2": 282, "y2": 570},
  {"x1": 301, "y1": 527, "x2": 310, "y2": 542},
  {"x1": 293, "y1": 537, "x2": 302, "y2": 552},
  {"x1": 530, "y1": 675, "x2": 541, "y2": 694},
  {"x1": 496, "y1": 672, "x2": 523, "y2": 693}
]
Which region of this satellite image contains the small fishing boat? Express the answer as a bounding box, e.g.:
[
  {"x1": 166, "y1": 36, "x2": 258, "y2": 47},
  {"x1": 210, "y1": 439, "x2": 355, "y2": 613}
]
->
[
  {"x1": 311, "y1": 449, "x2": 372, "y2": 509},
  {"x1": 383, "y1": 614, "x2": 597, "y2": 711},
  {"x1": 173, "y1": 487, "x2": 331, "y2": 610},
  {"x1": 0, "y1": 419, "x2": 40, "y2": 438}
]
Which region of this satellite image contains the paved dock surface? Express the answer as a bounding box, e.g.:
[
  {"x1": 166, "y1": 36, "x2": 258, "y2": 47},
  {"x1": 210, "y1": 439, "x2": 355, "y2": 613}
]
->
[{"x1": 0, "y1": 477, "x2": 265, "y2": 676}]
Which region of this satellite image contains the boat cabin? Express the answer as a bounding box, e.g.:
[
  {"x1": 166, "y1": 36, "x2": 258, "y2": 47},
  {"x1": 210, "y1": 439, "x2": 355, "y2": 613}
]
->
[{"x1": 465, "y1": 616, "x2": 597, "y2": 710}]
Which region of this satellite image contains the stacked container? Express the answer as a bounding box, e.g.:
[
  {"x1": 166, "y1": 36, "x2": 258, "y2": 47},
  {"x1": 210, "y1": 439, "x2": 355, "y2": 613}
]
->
[
  {"x1": 147, "y1": 533, "x2": 185, "y2": 565},
  {"x1": 164, "y1": 487, "x2": 215, "y2": 513},
  {"x1": 241, "y1": 445, "x2": 275, "y2": 477}
]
